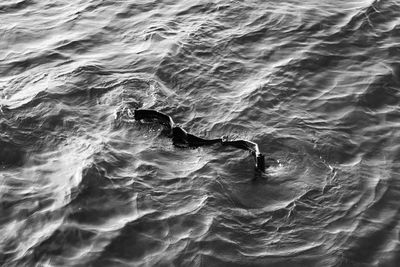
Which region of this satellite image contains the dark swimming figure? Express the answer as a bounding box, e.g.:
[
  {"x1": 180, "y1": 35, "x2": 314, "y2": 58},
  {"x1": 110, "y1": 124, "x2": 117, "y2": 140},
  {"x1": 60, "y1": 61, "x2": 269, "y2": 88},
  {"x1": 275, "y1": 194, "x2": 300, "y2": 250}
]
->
[{"x1": 130, "y1": 109, "x2": 271, "y2": 172}]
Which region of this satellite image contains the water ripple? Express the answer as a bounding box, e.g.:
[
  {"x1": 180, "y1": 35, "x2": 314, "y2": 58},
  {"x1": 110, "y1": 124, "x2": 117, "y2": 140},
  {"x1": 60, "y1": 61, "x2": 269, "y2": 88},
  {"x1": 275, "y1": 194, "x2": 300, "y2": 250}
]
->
[{"x1": 1, "y1": 0, "x2": 400, "y2": 266}]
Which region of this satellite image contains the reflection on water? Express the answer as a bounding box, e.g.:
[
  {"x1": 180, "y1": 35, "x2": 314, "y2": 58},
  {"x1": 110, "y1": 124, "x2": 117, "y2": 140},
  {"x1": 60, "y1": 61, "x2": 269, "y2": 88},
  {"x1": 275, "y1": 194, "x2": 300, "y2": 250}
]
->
[{"x1": 1, "y1": 0, "x2": 400, "y2": 266}]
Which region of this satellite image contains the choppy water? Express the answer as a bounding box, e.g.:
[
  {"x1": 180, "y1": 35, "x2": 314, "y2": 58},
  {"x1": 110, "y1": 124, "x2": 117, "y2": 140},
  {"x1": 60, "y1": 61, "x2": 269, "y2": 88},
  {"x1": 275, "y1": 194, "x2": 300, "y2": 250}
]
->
[{"x1": 1, "y1": 0, "x2": 400, "y2": 266}]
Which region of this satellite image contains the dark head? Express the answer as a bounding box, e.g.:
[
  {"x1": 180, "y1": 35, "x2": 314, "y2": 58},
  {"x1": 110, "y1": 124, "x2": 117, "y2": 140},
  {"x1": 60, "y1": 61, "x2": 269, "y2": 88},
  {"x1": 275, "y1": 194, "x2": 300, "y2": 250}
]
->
[{"x1": 256, "y1": 154, "x2": 265, "y2": 172}]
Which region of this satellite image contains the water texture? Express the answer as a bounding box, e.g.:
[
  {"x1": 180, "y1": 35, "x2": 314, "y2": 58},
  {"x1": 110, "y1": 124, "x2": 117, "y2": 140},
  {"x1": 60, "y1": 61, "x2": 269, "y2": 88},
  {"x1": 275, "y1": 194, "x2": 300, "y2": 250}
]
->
[{"x1": 1, "y1": 0, "x2": 399, "y2": 266}]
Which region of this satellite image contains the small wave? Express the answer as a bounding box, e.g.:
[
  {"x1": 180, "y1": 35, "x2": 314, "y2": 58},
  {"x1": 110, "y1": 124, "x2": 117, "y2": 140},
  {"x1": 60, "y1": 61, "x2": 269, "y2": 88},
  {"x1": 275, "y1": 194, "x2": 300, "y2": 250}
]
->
[
  {"x1": 357, "y1": 69, "x2": 400, "y2": 109},
  {"x1": 0, "y1": 0, "x2": 34, "y2": 14}
]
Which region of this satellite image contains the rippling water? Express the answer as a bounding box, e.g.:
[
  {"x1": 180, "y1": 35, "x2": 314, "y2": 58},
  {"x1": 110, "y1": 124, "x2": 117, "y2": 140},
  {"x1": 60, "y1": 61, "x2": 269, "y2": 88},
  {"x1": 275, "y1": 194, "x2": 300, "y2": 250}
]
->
[{"x1": 1, "y1": 0, "x2": 400, "y2": 266}]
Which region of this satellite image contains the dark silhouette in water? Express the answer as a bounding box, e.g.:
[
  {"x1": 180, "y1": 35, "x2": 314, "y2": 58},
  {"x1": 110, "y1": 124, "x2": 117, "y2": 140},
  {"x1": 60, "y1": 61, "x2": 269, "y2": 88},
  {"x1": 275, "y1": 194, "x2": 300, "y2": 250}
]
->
[{"x1": 132, "y1": 109, "x2": 272, "y2": 172}]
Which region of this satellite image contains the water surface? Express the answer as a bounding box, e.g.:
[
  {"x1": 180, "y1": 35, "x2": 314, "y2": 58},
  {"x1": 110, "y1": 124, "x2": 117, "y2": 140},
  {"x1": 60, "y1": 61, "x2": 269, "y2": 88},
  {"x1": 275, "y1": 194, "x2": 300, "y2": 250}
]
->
[{"x1": 1, "y1": 0, "x2": 400, "y2": 266}]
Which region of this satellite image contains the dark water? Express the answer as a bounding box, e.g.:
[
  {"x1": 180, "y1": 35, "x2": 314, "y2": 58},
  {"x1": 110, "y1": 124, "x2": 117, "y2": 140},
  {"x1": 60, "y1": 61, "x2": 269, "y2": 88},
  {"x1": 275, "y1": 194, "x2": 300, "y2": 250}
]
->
[{"x1": 1, "y1": 0, "x2": 400, "y2": 266}]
